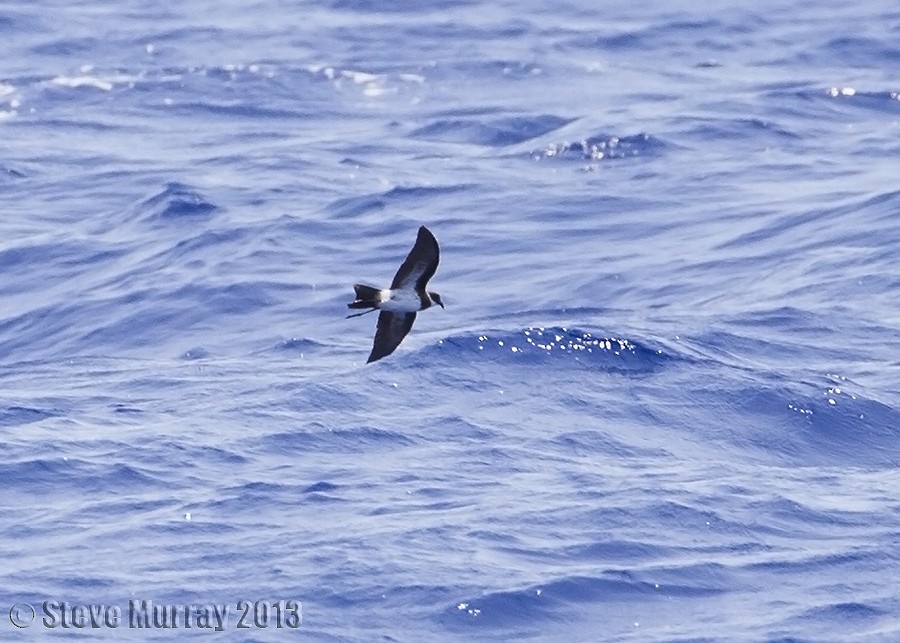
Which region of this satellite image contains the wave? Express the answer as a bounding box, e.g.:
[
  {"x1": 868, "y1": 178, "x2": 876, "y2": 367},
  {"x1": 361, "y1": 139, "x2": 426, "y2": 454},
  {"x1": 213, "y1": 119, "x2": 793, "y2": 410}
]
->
[
  {"x1": 531, "y1": 132, "x2": 668, "y2": 162},
  {"x1": 410, "y1": 114, "x2": 574, "y2": 146},
  {"x1": 133, "y1": 182, "x2": 219, "y2": 221},
  {"x1": 427, "y1": 326, "x2": 670, "y2": 373}
]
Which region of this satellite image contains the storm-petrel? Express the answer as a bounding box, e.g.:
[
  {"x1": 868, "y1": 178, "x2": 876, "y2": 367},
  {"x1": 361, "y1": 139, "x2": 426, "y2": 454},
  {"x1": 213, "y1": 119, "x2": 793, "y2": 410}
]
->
[{"x1": 347, "y1": 225, "x2": 444, "y2": 363}]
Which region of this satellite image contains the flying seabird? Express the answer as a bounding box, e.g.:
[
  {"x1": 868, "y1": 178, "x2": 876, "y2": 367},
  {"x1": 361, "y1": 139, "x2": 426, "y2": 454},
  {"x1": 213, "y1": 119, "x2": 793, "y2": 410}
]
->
[{"x1": 347, "y1": 225, "x2": 444, "y2": 363}]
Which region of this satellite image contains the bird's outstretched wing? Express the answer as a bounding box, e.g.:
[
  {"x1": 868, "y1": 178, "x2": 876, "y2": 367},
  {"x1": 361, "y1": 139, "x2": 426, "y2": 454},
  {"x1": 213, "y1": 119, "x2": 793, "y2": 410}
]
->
[
  {"x1": 368, "y1": 311, "x2": 417, "y2": 363},
  {"x1": 390, "y1": 226, "x2": 440, "y2": 291}
]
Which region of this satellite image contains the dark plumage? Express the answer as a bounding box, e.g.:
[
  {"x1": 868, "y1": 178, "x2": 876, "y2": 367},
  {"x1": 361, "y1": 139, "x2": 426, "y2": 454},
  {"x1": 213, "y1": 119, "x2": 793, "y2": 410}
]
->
[{"x1": 347, "y1": 226, "x2": 444, "y2": 363}]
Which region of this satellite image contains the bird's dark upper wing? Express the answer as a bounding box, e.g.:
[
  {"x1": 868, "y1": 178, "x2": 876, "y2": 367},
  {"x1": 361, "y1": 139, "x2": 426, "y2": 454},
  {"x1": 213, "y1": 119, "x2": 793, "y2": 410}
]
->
[
  {"x1": 390, "y1": 226, "x2": 440, "y2": 290},
  {"x1": 367, "y1": 311, "x2": 417, "y2": 363}
]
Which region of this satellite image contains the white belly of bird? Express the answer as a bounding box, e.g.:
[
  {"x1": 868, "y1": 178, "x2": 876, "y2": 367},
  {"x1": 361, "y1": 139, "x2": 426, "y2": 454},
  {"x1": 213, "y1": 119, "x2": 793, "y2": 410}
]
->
[{"x1": 380, "y1": 288, "x2": 422, "y2": 313}]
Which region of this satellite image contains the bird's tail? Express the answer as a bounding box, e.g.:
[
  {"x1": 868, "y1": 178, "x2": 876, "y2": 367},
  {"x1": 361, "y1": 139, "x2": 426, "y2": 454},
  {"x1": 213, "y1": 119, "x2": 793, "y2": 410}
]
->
[{"x1": 348, "y1": 284, "x2": 381, "y2": 309}]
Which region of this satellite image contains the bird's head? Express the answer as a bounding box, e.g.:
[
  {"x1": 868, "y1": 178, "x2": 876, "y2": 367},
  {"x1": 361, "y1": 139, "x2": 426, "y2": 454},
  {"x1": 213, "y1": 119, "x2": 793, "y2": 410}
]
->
[{"x1": 429, "y1": 292, "x2": 444, "y2": 309}]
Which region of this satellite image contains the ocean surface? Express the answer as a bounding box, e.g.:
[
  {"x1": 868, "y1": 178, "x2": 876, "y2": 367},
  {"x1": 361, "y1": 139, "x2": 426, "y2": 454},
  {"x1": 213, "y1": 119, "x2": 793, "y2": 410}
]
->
[{"x1": 1, "y1": 0, "x2": 899, "y2": 640}]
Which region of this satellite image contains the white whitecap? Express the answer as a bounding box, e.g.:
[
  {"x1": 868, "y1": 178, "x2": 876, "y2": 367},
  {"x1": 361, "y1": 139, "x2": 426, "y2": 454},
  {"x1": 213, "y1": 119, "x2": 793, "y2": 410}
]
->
[{"x1": 52, "y1": 76, "x2": 115, "y2": 91}]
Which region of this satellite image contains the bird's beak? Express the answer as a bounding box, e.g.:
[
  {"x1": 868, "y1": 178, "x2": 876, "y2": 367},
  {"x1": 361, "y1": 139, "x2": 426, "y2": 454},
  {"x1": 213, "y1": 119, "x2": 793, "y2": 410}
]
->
[{"x1": 439, "y1": 301, "x2": 445, "y2": 309}]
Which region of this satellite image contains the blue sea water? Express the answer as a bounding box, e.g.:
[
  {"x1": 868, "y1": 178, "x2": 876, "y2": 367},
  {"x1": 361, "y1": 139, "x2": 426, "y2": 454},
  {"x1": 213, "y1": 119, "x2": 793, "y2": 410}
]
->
[{"x1": 1, "y1": 0, "x2": 900, "y2": 640}]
